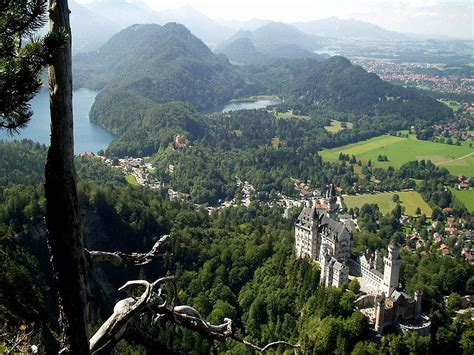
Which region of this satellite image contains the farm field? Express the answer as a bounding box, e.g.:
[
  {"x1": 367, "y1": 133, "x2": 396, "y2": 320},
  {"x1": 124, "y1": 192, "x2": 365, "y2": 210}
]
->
[
  {"x1": 126, "y1": 175, "x2": 139, "y2": 186},
  {"x1": 439, "y1": 99, "x2": 462, "y2": 112},
  {"x1": 343, "y1": 191, "x2": 433, "y2": 216},
  {"x1": 449, "y1": 188, "x2": 474, "y2": 212},
  {"x1": 324, "y1": 120, "x2": 354, "y2": 133},
  {"x1": 320, "y1": 134, "x2": 474, "y2": 177},
  {"x1": 273, "y1": 110, "x2": 310, "y2": 120}
]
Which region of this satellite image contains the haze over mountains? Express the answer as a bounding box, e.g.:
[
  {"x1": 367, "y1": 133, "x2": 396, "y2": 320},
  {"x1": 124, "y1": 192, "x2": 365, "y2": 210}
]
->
[
  {"x1": 293, "y1": 17, "x2": 409, "y2": 41},
  {"x1": 68, "y1": 0, "x2": 449, "y2": 54},
  {"x1": 214, "y1": 22, "x2": 326, "y2": 65}
]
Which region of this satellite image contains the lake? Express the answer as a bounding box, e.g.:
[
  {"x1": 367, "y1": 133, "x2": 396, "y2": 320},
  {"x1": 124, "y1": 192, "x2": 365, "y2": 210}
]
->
[
  {"x1": 0, "y1": 88, "x2": 115, "y2": 154},
  {"x1": 221, "y1": 98, "x2": 282, "y2": 113}
]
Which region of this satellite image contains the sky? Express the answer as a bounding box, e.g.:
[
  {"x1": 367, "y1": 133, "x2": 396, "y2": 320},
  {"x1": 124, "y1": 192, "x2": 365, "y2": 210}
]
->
[{"x1": 77, "y1": 0, "x2": 474, "y2": 39}]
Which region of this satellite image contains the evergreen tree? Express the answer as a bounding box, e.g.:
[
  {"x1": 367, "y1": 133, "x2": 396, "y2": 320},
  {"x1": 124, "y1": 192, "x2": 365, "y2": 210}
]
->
[
  {"x1": 45, "y1": 0, "x2": 89, "y2": 353},
  {"x1": 0, "y1": 0, "x2": 64, "y2": 130},
  {"x1": 1, "y1": 1, "x2": 88, "y2": 353}
]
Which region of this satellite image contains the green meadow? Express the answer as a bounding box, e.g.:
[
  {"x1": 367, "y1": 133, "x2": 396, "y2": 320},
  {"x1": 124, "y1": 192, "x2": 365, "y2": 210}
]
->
[
  {"x1": 343, "y1": 191, "x2": 433, "y2": 216},
  {"x1": 273, "y1": 110, "x2": 310, "y2": 121},
  {"x1": 320, "y1": 134, "x2": 474, "y2": 177},
  {"x1": 440, "y1": 100, "x2": 462, "y2": 112},
  {"x1": 449, "y1": 188, "x2": 474, "y2": 212},
  {"x1": 125, "y1": 175, "x2": 139, "y2": 186},
  {"x1": 324, "y1": 120, "x2": 354, "y2": 133}
]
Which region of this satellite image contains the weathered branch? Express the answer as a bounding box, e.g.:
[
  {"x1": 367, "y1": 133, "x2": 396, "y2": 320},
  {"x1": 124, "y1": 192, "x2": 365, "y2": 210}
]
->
[
  {"x1": 86, "y1": 235, "x2": 169, "y2": 267},
  {"x1": 233, "y1": 337, "x2": 300, "y2": 352},
  {"x1": 89, "y1": 281, "x2": 152, "y2": 354},
  {"x1": 89, "y1": 277, "x2": 300, "y2": 353}
]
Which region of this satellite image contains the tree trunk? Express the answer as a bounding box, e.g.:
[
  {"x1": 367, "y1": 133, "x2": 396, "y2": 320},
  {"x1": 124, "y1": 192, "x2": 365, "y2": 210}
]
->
[{"x1": 45, "y1": 0, "x2": 89, "y2": 353}]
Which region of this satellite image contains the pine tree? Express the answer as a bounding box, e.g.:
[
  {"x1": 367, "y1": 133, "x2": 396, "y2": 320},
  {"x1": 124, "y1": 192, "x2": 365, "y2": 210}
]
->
[
  {"x1": 45, "y1": 0, "x2": 89, "y2": 353},
  {"x1": 1, "y1": 1, "x2": 89, "y2": 353},
  {"x1": 0, "y1": 0, "x2": 64, "y2": 131}
]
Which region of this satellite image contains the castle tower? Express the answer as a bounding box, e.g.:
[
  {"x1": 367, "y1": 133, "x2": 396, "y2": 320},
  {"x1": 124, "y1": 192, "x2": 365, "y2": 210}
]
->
[
  {"x1": 381, "y1": 243, "x2": 401, "y2": 296},
  {"x1": 415, "y1": 290, "x2": 423, "y2": 319},
  {"x1": 374, "y1": 293, "x2": 386, "y2": 334},
  {"x1": 375, "y1": 249, "x2": 382, "y2": 272},
  {"x1": 320, "y1": 251, "x2": 330, "y2": 286},
  {"x1": 328, "y1": 183, "x2": 338, "y2": 219},
  {"x1": 295, "y1": 208, "x2": 319, "y2": 260}
]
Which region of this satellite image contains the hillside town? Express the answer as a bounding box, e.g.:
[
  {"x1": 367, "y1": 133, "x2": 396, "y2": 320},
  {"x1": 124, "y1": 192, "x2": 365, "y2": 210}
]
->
[
  {"x1": 85, "y1": 150, "x2": 474, "y2": 271},
  {"x1": 353, "y1": 58, "x2": 474, "y2": 95}
]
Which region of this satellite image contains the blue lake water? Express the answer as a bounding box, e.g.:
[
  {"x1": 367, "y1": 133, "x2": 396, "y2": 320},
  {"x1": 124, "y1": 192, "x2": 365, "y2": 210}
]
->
[
  {"x1": 221, "y1": 99, "x2": 281, "y2": 113},
  {"x1": 0, "y1": 88, "x2": 115, "y2": 153}
]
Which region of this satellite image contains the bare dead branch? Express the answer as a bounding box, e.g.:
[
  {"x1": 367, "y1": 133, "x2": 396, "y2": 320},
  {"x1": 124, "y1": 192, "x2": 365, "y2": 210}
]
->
[
  {"x1": 89, "y1": 276, "x2": 299, "y2": 353},
  {"x1": 85, "y1": 235, "x2": 169, "y2": 267},
  {"x1": 89, "y1": 280, "x2": 152, "y2": 354},
  {"x1": 232, "y1": 337, "x2": 300, "y2": 352}
]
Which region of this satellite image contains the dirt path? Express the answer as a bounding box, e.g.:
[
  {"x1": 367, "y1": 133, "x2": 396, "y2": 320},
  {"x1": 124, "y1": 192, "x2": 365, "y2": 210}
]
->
[{"x1": 435, "y1": 152, "x2": 474, "y2": 166}]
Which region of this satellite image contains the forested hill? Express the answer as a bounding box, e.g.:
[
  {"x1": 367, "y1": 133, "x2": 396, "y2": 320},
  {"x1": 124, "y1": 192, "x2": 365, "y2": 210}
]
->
[
  {"x1": 258, "y1": 56, "x2": 453, "y2": 122},
  {"x1": 216, "y1": 37, "x2": 323, "y2": 66},
  {"x1": 74, "y1": 23, "x2": 452, "y2": 135},
  {"x1": 74, "y1": 23, "x2": 258, "y2": 132}
]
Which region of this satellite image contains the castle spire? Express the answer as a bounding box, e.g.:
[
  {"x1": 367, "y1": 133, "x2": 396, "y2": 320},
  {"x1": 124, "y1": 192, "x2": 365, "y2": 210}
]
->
[{"x1": 381, "y1": 243, "x2": 401, "y2": 296}]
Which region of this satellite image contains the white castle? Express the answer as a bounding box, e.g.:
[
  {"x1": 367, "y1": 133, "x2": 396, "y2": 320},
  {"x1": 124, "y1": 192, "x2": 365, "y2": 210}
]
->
[
  {"x1": 295, "y1": 185, "x2": 353, "y2": 288},
  {"x1": 294, "y1": 185, "x2": 430, "y2": 335},
  {"x1": 294, "y1": 185, "x2": 400, "y2": 294}
]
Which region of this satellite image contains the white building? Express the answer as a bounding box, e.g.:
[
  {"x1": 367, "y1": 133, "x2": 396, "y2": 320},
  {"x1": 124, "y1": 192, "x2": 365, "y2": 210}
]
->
[
  {"x1": 294, "y1": 186, "x2": 401, "y2": 293},
  {"x1": 294, "y1": 196, "x2": 352, "y2": 288}
]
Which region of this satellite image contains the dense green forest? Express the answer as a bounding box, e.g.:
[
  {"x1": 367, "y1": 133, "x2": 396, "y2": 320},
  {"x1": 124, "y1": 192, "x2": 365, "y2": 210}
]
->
[
  {"x1": 1, "y1": 170, "x2": 472, "y2": 353},
  {"x1": 0, "y1": 140, "x2": 126, "y2": 187}
]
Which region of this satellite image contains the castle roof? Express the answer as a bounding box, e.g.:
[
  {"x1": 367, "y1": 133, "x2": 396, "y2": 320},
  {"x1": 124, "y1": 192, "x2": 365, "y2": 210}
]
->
[
  {"x1": 318, "y1": 211, "x2": 351, "y2": 240},
  {"x1": 296, "y1": 207, "x2": 316, "y2": 229},
  {"x1": 329, "y1": 257, "x2": 347, "y2": 271},
  {"x1": 344, "y1": 219, "x2": 357, "y2": 233},
  {"x1": 296, "y1": 208, "x2": 352, "y2": 240},
  {"x1": 390, "y1": 290, "x2": 412, "y2": 302}
]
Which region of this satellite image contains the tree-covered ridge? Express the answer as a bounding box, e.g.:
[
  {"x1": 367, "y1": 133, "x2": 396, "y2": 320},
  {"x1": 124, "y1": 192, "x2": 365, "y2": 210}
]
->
[
  {"x1": 105, "y1": 101, "x2": 204, "y2": 155},
  {"x1": 267, "y1": 56, "x2": 453, "y2": 122},
  {"x1": 74, "y1": 22, "x2": 258, "y2": 129},
  {"x1": 74, "y1": 23, "x2": 453, "y2": 138},
  {"x1": 0, "y1": 140, "x2": 126, "y2": 186}
]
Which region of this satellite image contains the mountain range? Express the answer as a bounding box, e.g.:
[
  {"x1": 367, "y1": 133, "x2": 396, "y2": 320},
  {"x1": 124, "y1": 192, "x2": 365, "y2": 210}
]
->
[
  {"x1": 73, "y1": 22, "x2": 451, "y2": 137},
  {"x1": 67, "y1": 1, "x2": 432, "y2": 54},
  {"x1": 215, "y1": 23, "x2": 327, "y2": 65},
  {"x1": 74, "y1": 23, "x2": 257, "y2": 132},
  {"x1": 293, "y1": 17, "x2": 409, "y2": 41},
  {"x1": 216, "y1": 37, "x2": 326, "y2": 66}
]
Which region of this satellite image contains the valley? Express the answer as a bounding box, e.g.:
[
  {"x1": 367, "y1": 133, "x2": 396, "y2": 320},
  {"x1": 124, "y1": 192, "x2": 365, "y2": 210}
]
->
[{"x1": 1, "y1": 3, "x2": 473, "y2": 354}]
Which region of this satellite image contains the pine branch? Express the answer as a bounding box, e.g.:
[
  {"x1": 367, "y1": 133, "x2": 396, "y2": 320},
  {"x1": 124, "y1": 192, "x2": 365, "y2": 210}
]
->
[{"x1": 1, "y1": 0, "x2": 48, "y2": 37}]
